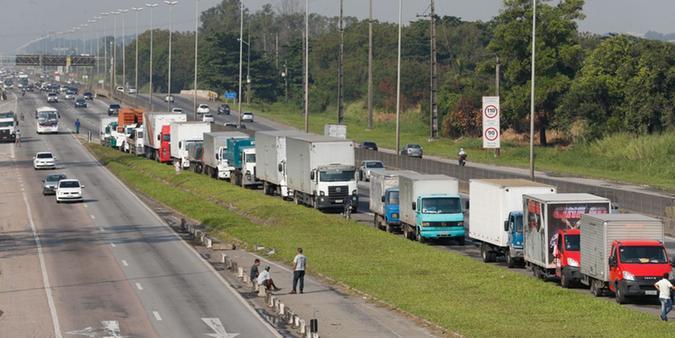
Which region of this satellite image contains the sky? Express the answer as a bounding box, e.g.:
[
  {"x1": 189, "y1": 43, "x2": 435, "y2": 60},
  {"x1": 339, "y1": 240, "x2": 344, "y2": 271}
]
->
[{"x1": 1, "y1": 0, "x2": 674, "y2": 53}]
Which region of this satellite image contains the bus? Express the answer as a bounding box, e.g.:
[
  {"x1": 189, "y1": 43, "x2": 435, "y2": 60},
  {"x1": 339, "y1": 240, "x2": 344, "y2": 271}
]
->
[{"x1": 36, "y1": 106, "x2": 60, "y2": 134}]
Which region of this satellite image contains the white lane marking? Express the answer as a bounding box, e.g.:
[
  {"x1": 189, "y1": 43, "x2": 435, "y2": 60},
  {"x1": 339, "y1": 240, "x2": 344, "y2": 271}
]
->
[
  {"x1": 21, "y1": 175, "x2": 63, "y2": 338},
  {"x1": 202, "y1": 318, "x2": 240, "y2": 338},
  {"x1": 90, "y1": 214, "x2": 96, "y2": 220},
  {"x1": 101, "y1": 320, "x2": 123, "y2": 338},
  {"x1": 65, "y1": 326, "x2": 95, "y2": 337},
  {"x1": 83, "y1": 204, "x2": 88, "y2": 208},
  {"x1": 152, "y1": 311, "x2": 162, "y2": 321},
  {"x1": 110, "y1": 242, "x2": 117, "y2": 248},
  {"x1": 135, "y1": 282, "x2": 143, "y2": 291},
  {"x1": 121, "y1": 260, "x2": 128, "y2": 267}
]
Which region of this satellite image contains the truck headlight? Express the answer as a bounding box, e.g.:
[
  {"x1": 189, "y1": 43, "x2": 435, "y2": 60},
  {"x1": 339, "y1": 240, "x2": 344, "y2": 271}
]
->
[
  {"x1": 457, "y1": 222, "x2": 464, "y2": 227},
  {"x1": 319, "y1": 191, "x2": 325, "y2": 196},
  {"x1": 421, "y1": 222, "x2": 430, "y2": 227},
  {"x1": 352, "y1": 190, "x2": 357, "y2": 195},
  {"x1": 622, "y1": 271, "x2": 635, "y2": 281},
  {"x1": 391, "y1": 213, "x2": 399, "y2": 218},
  {"x1": 566, "y1": 258, "x2": 579, "y2": 267}
]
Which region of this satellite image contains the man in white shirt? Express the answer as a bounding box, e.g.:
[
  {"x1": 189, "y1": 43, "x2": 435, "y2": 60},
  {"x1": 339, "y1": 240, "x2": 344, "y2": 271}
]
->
[
  {"x1": 291, "y1": 248, "x2": 307, "y2": 294},
  {"x1": 257, "y1": 266, "x2": 280, "y2": 291},
  {"x1": 654, "y1": 273, "x2": 674, "y2": 321}
]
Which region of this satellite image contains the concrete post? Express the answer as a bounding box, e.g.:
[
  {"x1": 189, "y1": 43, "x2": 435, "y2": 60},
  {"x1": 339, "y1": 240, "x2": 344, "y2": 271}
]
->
[
  {"x1": 279, "y1": 303, "x2": 285, "y2": 315},
  {"x1": 221, "y1": 253, "x2": 227, "y2": 264},
  {"x1": 237, "y1": 266, "x2": 244, "y2": 278}
]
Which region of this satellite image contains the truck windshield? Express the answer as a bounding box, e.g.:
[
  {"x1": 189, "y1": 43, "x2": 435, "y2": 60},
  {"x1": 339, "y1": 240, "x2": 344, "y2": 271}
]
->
[
  {"x1": 245, "y1": 153, "x2": 256, "y2": 163},
  {"x1": 0, "y1": 121, "x2": 14, "y2": 127},
  {"x1": 386, "y1": 190, "x2": 399, "y2": 204},
  {"x1": 513, "y1": 215, "x2": 523, "y2": 232},
  {"x1": 620, "y1": 246, "x2": 668, "y2": 264},
  {"x1": 564, "y1": 234, "x2": 580, "y2": 251},
  {"x1": 319, "y1": 169, "x2": 355, "y2": 182},
  {"x1": 365, "y1": 161, "x2": 384, "y2": 168},
  {"x1": 421, "y1": 197, "x2": 461, "y2": 214}
]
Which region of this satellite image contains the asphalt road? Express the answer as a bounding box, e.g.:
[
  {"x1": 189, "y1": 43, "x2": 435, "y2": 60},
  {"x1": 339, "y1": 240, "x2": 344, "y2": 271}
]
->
[{"x1": 1, "y1": 90, "x2": 280, "y2": 337}]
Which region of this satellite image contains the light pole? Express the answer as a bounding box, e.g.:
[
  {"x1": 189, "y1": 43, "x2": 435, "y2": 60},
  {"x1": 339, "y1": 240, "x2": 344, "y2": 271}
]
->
[
  {"x1": 395, "y1": 0, "x2": 402, "y2": 153},
  {"x1": 529, "y1": 0, "x2": 536, "y2": 180},
  {"x1": 111, "y1": 10, "x2": 119, "y2": 91},
  {"x1": 165, "y1": 0, "x2": 179, "y2": 111},
  {"x1": 132, "y1": 7, "x2": 143, "y2": 96},
  {"x1": 237, "y1": 1, "x2": 244, "y2": 126},
  {"x1": 237, "y1": 37, "x2": 251, "y2": 105},
  {"x1": 367, "y1": 0, "x2": 373, "y2": 129},
  {"x1": 303, "y1": 0, "x2": 309, "y2": 132},
  {"x1": 119, "y1": 8, "x2": 129, "y2": 90},
  {"x1": 146, "y1": 3, "x2": 158, "y2": 111},
  {"x1": 100, "y1": 12, "x2": 110, "y2": 90},
  {"x1": 193, "y1": 0, "x2": 199, "y2": 120}
]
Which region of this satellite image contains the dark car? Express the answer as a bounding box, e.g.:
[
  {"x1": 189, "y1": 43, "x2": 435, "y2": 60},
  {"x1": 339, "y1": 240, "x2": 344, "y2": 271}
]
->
[
  {"x1": 224, "y1": 122, "x2": 246, "y2": 129},
  {"x1": 74, "y1": 97, "x2": 87, "y2": 108},
  {"x1": 361, "y1": 141, "x2": 378, "y2": 151},
  {"x1": 218, "y1": 104, "x2": 231, "y2": 115},
  {"x1": 42, "y1": 173, "x2": 67, "y2": 195},
  {"x1": 83, "y1": 92, "x2": 94, "y2": 100},
  {"x1": 108, "y1": 103, "x2": 121, "y2": 116},
  {"x1": 400, "y1": 144, "x2": 423, "y2": 158}
]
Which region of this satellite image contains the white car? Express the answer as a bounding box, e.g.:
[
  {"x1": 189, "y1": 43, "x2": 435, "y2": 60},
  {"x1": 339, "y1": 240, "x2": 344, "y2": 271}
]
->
[
  {"x1": 241, "y1": 112, "x2": 254, "y2": 122},
  {"x1": 202, "y1": 114, "x2": 214, "y2": 123},
  {"x1": 197, "y1": 104, "x2": 210, "y2": 115},
  {"x1": 116, "y1": 86, "x2": 124, "y2": 93},
  {"x1": 171, "y1": 107, "x2": 183, "y2": 113},
  {"x1": 55, "y1": 179, "x2": 84, "y2": 203},
  {"x1": 33, "y1": 152, "x2": 56, "y2": 170},
  {"x1": 164, "y1": 95, "x2": 175, "y2": 102},
  {"x1": 358, "y1": 160, "x2": 385, "y2": 181},
  {"x1": 127, "y1": 87, "x2": 137, "y2": 94}
]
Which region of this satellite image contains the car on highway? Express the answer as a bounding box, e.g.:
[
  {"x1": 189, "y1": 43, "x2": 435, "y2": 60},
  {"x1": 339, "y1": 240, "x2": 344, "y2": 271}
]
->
[
  {"x1": 358, "y1": 160, "x2": 385, "y2": 182},
  {"x1": 400, "y1": 144, "x2": 423, "y2": 158},
  {"x1": 217, "y1": 104, "x2": 230, "y2": 115},
  {"x1": 74, "y1": 97, "x2": 87, "y2": 108},
  {"x1": 47, "y1": 92, "x2": 58, "y2": 103},
  {"x1": 33, "y1": 152, "x2": 56, "y2": 170},
  {"x1": 361, "y1": 141, "x2": 378, "y2": 151},
  {"x1": 83, "y1": 92, "x2": 94, "y2": 100},
  {"x1": 197, "y1": 104, "x2": 210, "y2": 115},
  {"x1": 108, "y1": 103, "x2": 121, "y2": 116},
  {"x1": 64, "y1": 90, "x2": 76, "y2": 100},
  {"x1": 224, "y1": 122, "x2": 247, "y2": 129},
  {"x1": 164, "y1": 95, "x2": 175, "y2": 102},
  {"x1": 202, "y1": 113, "x2": 215, "y2": 123},
  {"x1": 127, "y1": 86, "x2": 137, "y2": 94},
  {"x1": 42, "y1": 173, "x2": 67, "y2": 195},
  {"x1": 55, "y1": 179, "x2": 84, "y2": 203},
  {"x1": 241, "y1": 111, "x2": 254, "y2": 122},
  {"x1": 171, "y1": 107, "x2": 183, "y2": 113},
  {"x1": 116, "y1": 86, "x2": 124, "y2": 93}
]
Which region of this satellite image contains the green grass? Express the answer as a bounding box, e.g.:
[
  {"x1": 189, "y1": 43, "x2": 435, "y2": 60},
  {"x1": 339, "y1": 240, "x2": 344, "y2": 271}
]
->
[
  {"x1": 88, "y1": 143, "x2": 675, "y2": 337},
  {"x1": 246, "y1": 101, "x2": 675, "y2": 192}
]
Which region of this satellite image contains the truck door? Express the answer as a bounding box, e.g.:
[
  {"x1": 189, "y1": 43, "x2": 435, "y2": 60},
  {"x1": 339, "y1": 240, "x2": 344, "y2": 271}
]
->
[
  {"x1": 554, "y1": 232, "x2": 563, "y2": 277},
  {"x1": 608, "y1": 245, "x2": 619, "y2": 291}
]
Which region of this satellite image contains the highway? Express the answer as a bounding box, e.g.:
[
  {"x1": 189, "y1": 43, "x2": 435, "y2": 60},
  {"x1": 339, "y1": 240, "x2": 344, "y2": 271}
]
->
[{"x1": 0, "y1": 90, "x2": 279, "y2": 337}]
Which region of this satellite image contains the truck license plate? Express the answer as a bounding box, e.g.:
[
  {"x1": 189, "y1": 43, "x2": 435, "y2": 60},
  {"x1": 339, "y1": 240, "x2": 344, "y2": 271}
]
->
[
  {"x1": 335, "y1": 199, "x2": 343, "y2": 204},
  {"x1": 645, "y1": 290, "x2": 657, "y2": 296},
  {"x1": 440, "y1": 232, "x2": 448, "y2": 236}
]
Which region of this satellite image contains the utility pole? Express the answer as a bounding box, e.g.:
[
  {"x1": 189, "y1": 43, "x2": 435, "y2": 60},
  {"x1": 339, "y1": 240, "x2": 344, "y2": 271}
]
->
[
  {"x1": 133, "y1": 7, "x2": 143, "y2": 96},
  {"x1": 147, "y1": 3, "x2": 158, "y2": 111},
  {"x1": 247, "y1": 22, "x2": 251, "y2": 105},
  {"x1": 275, "y1": 33, "x2": 279, "y2": 70},
  {"x1": 429, "y1": 0, "x2": 438, "y2": 139},
  {"x1": 367, "y1": 0, "x2": 373, "y2": 130},
  {"x1": 529, "y1": 0, "x2": 537, "y2": 180},
  {"x1": 337, "y1": 0, "x2": 344, "y2": 125},
  {"x1": 395, "y1": 0, "x2": 402, "y2": 153},
  {"x1": 120, "y1": 9, "x2": 128, "y2": 90},
  {"x1": 237, "y1": 1, "x2": 244, "y2": 126},
  {"x1": 304, "y1": 0, "x2": 309, "y2": 132},
  {"x1": 165, "y1": 0, "x2": 178, "y2": 111},
  {"x1": 495, "y1": 55, "x2": 500, "y2": 157},
  {"x1": 193, "y1": 0, "x2": 199, "y2": 120}
]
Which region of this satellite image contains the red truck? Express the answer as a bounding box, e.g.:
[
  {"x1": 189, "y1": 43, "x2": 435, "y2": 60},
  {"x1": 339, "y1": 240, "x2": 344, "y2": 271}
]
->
[
  {"x1": 143, "y1": 112, "x2": 186, "y2": 163},
  {"x1": 553, "y1": 228, "x2": 581, "y2": 288}
]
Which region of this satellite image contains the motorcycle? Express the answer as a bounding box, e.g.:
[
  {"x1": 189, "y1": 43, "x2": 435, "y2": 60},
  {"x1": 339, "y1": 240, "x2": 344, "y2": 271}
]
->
[{"x1": 458, "y1": 153, "x2": 467, "y2": 167}]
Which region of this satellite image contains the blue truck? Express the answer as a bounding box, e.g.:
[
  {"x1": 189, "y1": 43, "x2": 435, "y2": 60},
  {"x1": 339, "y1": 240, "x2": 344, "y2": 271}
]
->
[
  {"x1": 369, "y1": 170, "x2": 415, "y2": 233},
  {"x1": 399, "y1": 173, "x2": 465, "y2": 244},
  {"x1": 224, "y1": 137, "x2": 260, "y2": 188}
]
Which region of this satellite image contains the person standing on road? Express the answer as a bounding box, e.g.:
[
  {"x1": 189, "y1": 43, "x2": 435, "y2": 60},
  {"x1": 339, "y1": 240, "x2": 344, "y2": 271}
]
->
[
  {"x1": 250, "y1": 258, "x2": 260, "y2": 282},
  {"x1": 655, "y1": 273, "x2": 675, "y2": 321},
  {"x1": 291, "y1": 248, "x2": 307, "y2": 294},
  {"x1": 15, "y1": 127, "x2": 21, "y2": 147},
  {"x1": 75, "y1": 118, "x2": 81, "y2": 134}
]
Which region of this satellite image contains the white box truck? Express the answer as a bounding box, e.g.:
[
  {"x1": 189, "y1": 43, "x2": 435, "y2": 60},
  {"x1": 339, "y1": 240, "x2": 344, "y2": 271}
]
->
[
  {"x1": 523, "y1": 193, "x2": 611, "y2": 279},
  {"x1": 169, "y1": 121, "x2": 211, "y2": 168},
  {"x1": 469, "y1": 179, "x2": 556, "y2": 267},
  {"x1": 143, "y1": 112, "x2": 186, "y2": 161},
  {"x1": 399, "y1": 173, "x2": 465, "y2": 244},
  {"x1": 580, "y1": 213, "x2": 671, "y2": 303},
  {"x1": 285, "y1": 134, "x2": 357, "y2": 210},
  {"x1": 255, "y1": 130, "x2": 307, "y2": 198},
  {"x1": 203, "y1": 131, "x2": 249, "y2": 179},
  {"x1": 369, "y1": 170, "x2": 415, "y2": 232}
]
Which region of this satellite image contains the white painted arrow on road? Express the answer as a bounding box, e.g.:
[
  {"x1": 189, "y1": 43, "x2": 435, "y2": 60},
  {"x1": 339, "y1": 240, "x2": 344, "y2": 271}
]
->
[
  {"x1": 66, "y1": 320, "x2": 125, "y2": 338},
  {"x1": 202, "y1": 318, "x2": 240, "y2": 338}
]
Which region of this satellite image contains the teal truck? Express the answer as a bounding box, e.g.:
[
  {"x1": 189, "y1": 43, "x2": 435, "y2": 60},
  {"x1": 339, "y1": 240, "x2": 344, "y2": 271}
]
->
[
  {"x1": 224, "y1": 137, "x2": 260, "y2": 188},
  {"x1": 399, "y1": 173, "x2": 465, "y2": 244}
]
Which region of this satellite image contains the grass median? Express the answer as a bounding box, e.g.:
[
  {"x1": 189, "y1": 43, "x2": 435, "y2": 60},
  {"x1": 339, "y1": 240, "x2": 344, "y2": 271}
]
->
[{"x1": 87, "y1": 143, "x2": 674, "y2": 337}]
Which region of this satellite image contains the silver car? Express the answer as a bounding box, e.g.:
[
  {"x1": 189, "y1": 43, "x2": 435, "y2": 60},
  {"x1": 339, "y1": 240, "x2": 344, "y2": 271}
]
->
[
  {"x1": 42, "y1": 173, "x2": 67, "y2": 195},
  {"x1": 358, "y1": 160, "x2": 385, "y2": 181},
  {"x1": 400, "y1": 144, "x2": 423, "y2": 158}
]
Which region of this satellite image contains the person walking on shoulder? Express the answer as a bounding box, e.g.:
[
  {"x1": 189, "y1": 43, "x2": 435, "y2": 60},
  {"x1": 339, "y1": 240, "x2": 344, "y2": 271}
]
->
[
  {"x1": 290, "y1": 248, "x2": 307, "y2": 294},
  {"x1": 655, "y1": 273, "x2": 675, "y2": 321},
  {"x1": 250, "y1": 258, "x2": 260, "y2": 282},
  {"x1": 75, "y1": 118, "x2": 81, "y2": 134}
]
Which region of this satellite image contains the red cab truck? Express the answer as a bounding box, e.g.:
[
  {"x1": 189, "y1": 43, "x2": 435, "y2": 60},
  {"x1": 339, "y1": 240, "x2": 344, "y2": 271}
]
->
[
  {"x1": 143, "y1": 112, "x2": 187, "y2": 163},
  {"x1": 580, "y1": 213, "x2": 673, "y2": 304},
  {"x1": 553, "y1": 228, "x2": 581, "y2": 288}
]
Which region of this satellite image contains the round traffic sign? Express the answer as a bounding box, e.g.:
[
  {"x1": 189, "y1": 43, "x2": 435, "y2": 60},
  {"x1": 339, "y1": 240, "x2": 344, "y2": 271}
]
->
[
  {"x1": 484, "y1": 105, "x2": 499, "y2": 119},
  {"x1": 484, "y1": 127, "x2": 499, "y2": 141}
]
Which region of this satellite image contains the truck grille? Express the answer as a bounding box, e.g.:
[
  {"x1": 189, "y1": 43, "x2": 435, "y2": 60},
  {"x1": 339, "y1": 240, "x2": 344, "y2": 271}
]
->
[
  {"x1": 328, "y1": 185, "x2": 349, "y2": 198},
  {"x1": 426, "y1": 221, "x2": 463, "y2": 227}
]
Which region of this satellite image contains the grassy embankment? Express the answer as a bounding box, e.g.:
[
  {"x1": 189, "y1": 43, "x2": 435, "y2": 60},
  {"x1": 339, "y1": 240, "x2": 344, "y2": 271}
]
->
[
  {"x1": 88, "y1": 143, "x2": 674, "y2": 337},
  {"x1": 245, "y1": 101, "x2": 675, "y2": 192}
]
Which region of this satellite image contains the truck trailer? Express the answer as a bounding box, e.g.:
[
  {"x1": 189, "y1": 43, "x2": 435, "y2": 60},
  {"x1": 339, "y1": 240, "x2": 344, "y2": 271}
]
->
[
  {"x1": 203, "y1": 131, "x2": 249, "y2": 179},
  {"x1": 255, "y1": 130, "x2": 307, "y2": 198},
  {"x1": 399, "y1": 173, "x2": 464, "y2": 244},
  {"x1": 523, "y1": 193, "x2": 611, "y2": 279},
  {"x1": 579, "y1": 213, "x2": 671, "y2": 304},
  {"x1": 169, "y1": 121, "x2": 211, "y2": 168},
  {"x1": 369, "y1": 170, "x2": 415, "y2": 233},
  {"x1": 469, "y1": 179, "x2": 556, "y2": 267},
  {"x1": 285, "y1": 134, "x2": 357, "y2": 210},
  {"x1": 143, "y1": 112, "x2": 187, "y2": 162}
]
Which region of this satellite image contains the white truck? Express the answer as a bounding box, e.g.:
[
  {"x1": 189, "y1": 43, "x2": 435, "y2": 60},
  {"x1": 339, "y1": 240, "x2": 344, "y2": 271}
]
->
[
  {"x1": 286, "y1": 134, "x2": 357, "y2": 210},
  {"x1": 143, "y1": 112, "x2": 187, "y2": 161},
  {"x1": 369, "y1": 170, "x2": 415, "y2": 232},
  {"x1": 399, "y1": 173, "x2": 465, "y2": 244},
  {"x1": 324, "y1": 124, "x2": 347, "y2": 139},
  {"x1": 99, "y1": 116, "x2": 117, "y2": 144},
  {"x1": 0, "y1": 111, "x2": 18, "y2": 142},
  {"x1": 255, "y1": 130, "x2": 307, "y2": 198},
  {"x1": 468, "y1": 179, "x2": 556, "y2": 267},
  {"x1": 122, "y1": 124, "x2": 144, "y2": 155},
  {"x1": 203, "y1": 131, "x2": 249, "y2": 179},
  {"x1": 170, "y1": 121, "x2": 211, "y2": 168}
]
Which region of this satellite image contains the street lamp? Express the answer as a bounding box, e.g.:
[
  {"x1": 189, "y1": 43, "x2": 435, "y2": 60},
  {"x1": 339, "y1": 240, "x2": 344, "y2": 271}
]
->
[
  {"x1": 395, "y1": 0, "x2": 402, "y2": 153},
  {"x1": 237, "y1": 37, "x2": 251, "y2": 105},
  {"x1": 165, "y1": 0, "x2": 179, "y2": 111},
  {"x1": 303, "y1": 0, "x2": 309, "y2": 132},
  {"x1": 100, "y1": 12, "x2": 110, "y2": 89},
  {"x1": 118, "y1": 8, "x2": 129, "y2": 90},
  {"x1": 193, "y1": 0, "x2": 199, "y2": 119},
  {"x1": 237, "y1": 1, "x2": 244, "y2": 126},
  {"x1": 132, "y1": 7, "x2": 144, "y2": 96},
  {"x1": 111, "y1": 10, "x2": 120, "y2": 92},
  {"x1": 529, "y1": 0, "x2": 537, "y2": 180},
  {"x1": 146, "y1": 3, "x2": 159, "y2": 111}
]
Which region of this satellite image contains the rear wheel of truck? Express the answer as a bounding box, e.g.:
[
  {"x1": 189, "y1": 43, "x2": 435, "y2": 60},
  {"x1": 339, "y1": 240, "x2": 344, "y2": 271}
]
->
[
  {"x1": 590, "y1": 280, "x2": 603, "y2": 297},
  {"x1": 481, "y1": 244, "x2": 495, "y2": 262}
]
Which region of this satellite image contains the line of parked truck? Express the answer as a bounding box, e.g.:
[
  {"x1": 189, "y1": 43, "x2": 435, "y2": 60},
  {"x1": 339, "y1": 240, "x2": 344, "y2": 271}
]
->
[{"x1": 100, "y1": 108, "x2": 673, "y2": 306}]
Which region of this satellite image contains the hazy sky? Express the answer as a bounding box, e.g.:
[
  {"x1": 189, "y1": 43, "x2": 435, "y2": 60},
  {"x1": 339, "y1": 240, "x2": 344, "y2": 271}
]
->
[{"x1": 1, "y1": 0, "x2": 674, "y2": 53}]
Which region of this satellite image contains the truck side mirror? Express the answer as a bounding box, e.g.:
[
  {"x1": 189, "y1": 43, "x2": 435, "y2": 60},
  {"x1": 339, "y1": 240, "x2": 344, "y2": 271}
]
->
[
  {"x1": 412, "y1": 202, "x2": 416, "y2": 210},
  {"x1": 310, "y1": 170, "x2": 315, "y2": 180},
  {"x1": 504, "y1": 220, "x2": 509, "y2": 232},
  {"x1": 608, "y1": 258, "x2": 617, "y2": 267},
  {"x1": 215, "y1": 153, "x2": 219, "y2": 160},
  {"x1": 178, "y1": 141, "x2": 182, "y2": 149},
  {"x1": 381, "y1": 196, "x2": 385, "y2": 203},
  {"x1": 278, "y1": 163, "x2": 283, "y2": 172},
  {"x1": 670, "y1": 257, "x2": 675, "y2": 267},
  {"x1": 157, "y1": 134, "x2": 160, "y2": 141},
  {"x1": 465, "y1": 201, "x2": 470, "y2": 210}
]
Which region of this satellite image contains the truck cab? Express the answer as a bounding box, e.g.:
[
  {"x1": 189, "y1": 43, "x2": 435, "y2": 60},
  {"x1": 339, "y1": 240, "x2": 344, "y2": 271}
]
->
[
  {"x1": 413, "y1": 194, "x2": 464, "y2": 244},
  {"x1": 0, "y1": 112, "x2": 17, "y2": 142},
  {"x1": 225, "y1": 138, "x2": 260, "y2": 188},
  {"x1": 608, "y1": 240, "x2": 671, "y2": 303},
  {"x1": 158, "y1": 125, "x2": 171, "y2": 163},
  {"x1": 382, "y1": 187, "x2": 400, "y2": 230},
  {"x1": 504, "y1": 211, "x2": 524, "y2": 267},
  {"x1": 554, "y1": 229, "x2": 581, "y2": 288},
  {"x1": 311, "y1": 165, "x2": 358, "y2": 211}
]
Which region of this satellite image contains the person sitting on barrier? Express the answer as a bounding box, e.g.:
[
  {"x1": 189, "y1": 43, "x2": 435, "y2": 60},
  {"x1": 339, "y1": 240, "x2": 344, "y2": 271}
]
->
[{"x1": 257, "y1": 266, "x2": 281, "y2": 291}]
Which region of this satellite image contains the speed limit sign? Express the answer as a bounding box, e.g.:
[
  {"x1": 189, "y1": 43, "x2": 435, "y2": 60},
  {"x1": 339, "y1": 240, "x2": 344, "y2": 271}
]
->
[{"x1": 482, "y1": 96, "x2": 500, "y2": 149}]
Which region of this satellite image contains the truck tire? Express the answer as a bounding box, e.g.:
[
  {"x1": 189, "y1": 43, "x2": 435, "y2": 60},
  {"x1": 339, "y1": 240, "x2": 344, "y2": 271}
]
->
[
  {"x1": 416, "y1": 230, "x2": 425, "y2": 243},
  {"x1": 403, "y1": 226, "x2": 411, "y2": 240},
  {"x1": 373, "y1": 214, "x2": 379, "y2": 229},
  {"x1": 590, "y1": 280, "x2": 603, "y2": 297},
  {"x1": 481, "y1": 244, "x2": 495, "y2": 263},
  {"x1": 615, "y1": 283, "x2": 627, "y2": 304},
  {"x1": 457, "y1": 237, "x2": 465, "y2": 246},
  {"x1": 560, "y1": 271, "x2": 570, "y2": 288},
  {"x1": 506, "y1": 252, "x2": 516, "y2": 268}
]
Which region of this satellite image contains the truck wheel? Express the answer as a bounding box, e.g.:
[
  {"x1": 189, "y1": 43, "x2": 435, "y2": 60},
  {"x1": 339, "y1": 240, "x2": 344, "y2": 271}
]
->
[
  {"x1": 373, "y1": 214, "x2": 379, "y2": 229},
  {"x1": 506, "y1": 253, "x2": 516, "y2": 268},
  {"x1": 416, "y1": 230, "x2": 425, "y2": 243},
  {"x1": 590, "y1": 281, "x2": 603, "y2": 297},
  {"x1": 615, "y1": 284, "x2": 627, "y2": 304},
  {"x1": 457, "y1": 237, "x2": 465, "y2": 246},
  {"x1": 481, "y1": 244, "x2": 493, "y2": 262},
  {"x1": 403, "y1": 226, "x2": 410, "y2": 240},
  {"x1": 560, "y1": 272, "x2": 570, "y2": 288}
]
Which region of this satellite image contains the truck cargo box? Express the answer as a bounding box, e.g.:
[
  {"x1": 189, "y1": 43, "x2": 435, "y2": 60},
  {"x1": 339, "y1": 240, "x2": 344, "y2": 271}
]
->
[
  {"x1": 369, "y1": 170, "x2": 414, "y2": 216},
  {"x1": 117, "y1": 108, "x2": 144, "y2": 132},
  {"x1": 399, "y1": 173, "x2": 459, "y2": 228},
  {"x1": 143, "y1": 112, "x2": 186, "y2": 151},
  {"x1": 203, "y1": 131, "x2": 248, "y2": 169},
  {"x1": 255, "y1": 130, "x2": 307, "y2": 186}
]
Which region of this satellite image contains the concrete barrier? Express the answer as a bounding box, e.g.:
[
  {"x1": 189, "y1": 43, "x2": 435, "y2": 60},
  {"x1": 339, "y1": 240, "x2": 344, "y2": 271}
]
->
[
  {"x1": 299, "y1": 319, "x2": 306, "y2": 333},
  {"x1": 279, "y1": 302, "x2": 285, "y2": 315},
  {"x1": 267, "y1": 295, "x2": 275, "y2": 307},
  {"x1": 258, "y1": 285, "x2": 267, "y2": 297},
  {"x1": 294, "y1": 315, "x2": 301, "y2": 327},
  {"x1": 205, "y1": 237, "x2": 213, "y2": 248},
  {"x1": 220, "y1": 253, "x2": 227, "y2": 264},
  {"x1": 231, "y1": 261, "x2": 238, "y2": 273},
  {"x1": 237, "y1": 266, "x2": 244, "y2": 278}
]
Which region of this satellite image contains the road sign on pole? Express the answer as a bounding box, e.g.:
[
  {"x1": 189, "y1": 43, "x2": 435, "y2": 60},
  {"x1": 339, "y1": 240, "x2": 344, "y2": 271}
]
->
[{"x1": 482, "y1": 96, "x2": 500, "y2": 149}]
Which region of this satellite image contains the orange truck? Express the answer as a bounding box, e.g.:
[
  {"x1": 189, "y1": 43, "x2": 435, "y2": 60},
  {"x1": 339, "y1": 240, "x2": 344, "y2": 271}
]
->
[
  {"x1": 117, "y1": 107, "x2": 144, "y2": 132},
  {"x1": 117, "y1": 108, "x2": 145, "y2": 155}
]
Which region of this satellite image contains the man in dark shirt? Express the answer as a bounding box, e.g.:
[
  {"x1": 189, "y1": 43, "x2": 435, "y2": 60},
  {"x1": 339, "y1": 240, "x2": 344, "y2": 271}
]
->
[{"x1": 250, "y1": 258, "x2": 260, "y2": 282}]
